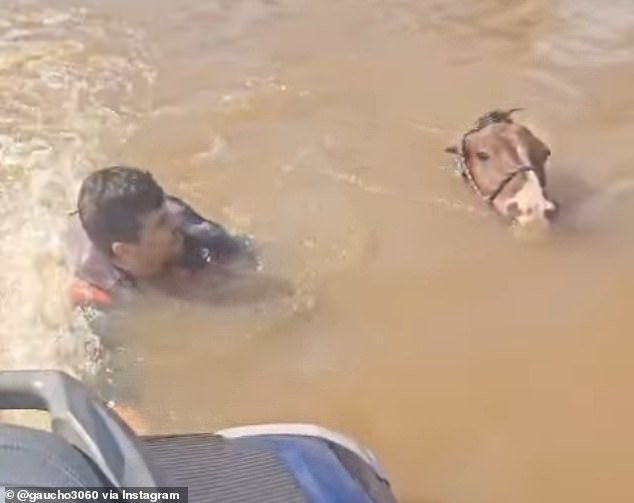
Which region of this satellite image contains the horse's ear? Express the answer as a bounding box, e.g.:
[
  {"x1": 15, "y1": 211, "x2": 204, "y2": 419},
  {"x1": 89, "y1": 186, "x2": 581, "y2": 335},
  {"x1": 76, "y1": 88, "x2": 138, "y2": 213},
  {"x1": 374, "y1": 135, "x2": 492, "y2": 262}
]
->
[
  {"x1": 507, "y1": 107, "x2": 523, "y2": 117},
  {"x1": 444, "y1": 145, "x2": 460, "y2": 155}
]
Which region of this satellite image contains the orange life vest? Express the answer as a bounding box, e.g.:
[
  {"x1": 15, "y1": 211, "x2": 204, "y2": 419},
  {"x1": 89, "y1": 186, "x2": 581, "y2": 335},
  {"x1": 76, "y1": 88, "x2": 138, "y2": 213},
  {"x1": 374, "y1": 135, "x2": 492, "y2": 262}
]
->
[{"x1": 69, "y1": 278, "x2": 113, "y2": 308}]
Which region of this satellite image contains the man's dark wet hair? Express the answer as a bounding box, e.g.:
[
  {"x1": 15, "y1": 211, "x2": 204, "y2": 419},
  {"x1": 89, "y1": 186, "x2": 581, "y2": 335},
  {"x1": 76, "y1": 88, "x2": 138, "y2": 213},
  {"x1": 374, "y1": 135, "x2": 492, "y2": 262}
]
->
[{"x1": 77, "y1": 166, "x2": 165, "y2": 255}]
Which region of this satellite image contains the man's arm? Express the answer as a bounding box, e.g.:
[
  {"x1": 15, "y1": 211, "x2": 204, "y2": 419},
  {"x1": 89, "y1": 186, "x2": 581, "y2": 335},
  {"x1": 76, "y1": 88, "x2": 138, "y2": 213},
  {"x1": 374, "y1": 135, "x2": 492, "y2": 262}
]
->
[
  {"x1": 165, "y1": 195, "x2": 258, "y2": 267},
  {"x1": 160, "y1": 195, "x2": 296, "y2": 305}
]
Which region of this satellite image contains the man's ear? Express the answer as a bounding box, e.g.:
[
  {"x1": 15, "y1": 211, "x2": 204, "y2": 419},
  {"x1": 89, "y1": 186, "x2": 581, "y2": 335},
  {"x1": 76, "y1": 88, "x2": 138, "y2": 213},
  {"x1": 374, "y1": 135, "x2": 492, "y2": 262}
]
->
[
  {"x1": 111, "y1": 241, "x2": 134, "y2": 260},
  {"x1": 444, "y1": 145, "x2": 460, "y2": 155}
]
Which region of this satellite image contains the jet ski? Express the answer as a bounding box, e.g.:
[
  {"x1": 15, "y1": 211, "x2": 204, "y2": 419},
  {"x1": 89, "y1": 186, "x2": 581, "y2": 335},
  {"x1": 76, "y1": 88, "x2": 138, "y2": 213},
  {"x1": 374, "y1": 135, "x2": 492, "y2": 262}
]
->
[{"x1": 0, "y1": 370, "x2": 398, "y2": 503}]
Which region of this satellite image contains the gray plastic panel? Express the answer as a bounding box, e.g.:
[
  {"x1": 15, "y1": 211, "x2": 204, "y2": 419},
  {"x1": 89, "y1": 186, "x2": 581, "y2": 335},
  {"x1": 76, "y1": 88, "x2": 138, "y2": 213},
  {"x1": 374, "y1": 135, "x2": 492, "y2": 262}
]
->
[{"x1": 0, "y1": 370, "x2": 158, "y2": 488}]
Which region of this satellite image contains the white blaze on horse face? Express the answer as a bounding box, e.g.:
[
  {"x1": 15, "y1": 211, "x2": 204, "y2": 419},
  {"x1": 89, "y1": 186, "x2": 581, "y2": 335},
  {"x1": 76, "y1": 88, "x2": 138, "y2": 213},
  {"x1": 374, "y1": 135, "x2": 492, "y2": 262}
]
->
[
  {"x1": 502, "y1": 142, "x2": 554, "y2": 226},
  {"x1": 504, "y1": 170, "x2": 555, "y2": 226}
]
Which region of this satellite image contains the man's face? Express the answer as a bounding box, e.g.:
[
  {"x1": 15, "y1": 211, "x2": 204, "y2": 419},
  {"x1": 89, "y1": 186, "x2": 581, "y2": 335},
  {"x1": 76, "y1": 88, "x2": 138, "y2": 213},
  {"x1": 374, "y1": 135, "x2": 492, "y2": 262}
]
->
[{"x1": 113, "y1": 203, "x2": 184, "y2": 277}]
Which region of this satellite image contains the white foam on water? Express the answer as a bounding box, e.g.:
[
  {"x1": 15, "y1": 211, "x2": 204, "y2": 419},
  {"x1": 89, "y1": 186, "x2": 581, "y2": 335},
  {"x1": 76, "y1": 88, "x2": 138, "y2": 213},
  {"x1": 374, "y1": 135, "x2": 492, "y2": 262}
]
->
[{"x1": 0, "y1": 4, "x2": 155, "y2": 387}]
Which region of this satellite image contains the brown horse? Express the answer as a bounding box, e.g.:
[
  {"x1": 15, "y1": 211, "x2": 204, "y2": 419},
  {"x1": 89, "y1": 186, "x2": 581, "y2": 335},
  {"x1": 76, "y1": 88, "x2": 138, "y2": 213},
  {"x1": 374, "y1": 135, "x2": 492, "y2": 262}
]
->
[{"x1": 445, "y1": 109, "x2": 558, "y2": 227}]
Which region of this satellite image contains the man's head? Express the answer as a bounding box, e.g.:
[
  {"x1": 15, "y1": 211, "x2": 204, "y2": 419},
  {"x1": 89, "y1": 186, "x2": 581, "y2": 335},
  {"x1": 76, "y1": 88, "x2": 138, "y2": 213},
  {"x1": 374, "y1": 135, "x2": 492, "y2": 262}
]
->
[{"x1": 77, "y1": 166, "x2": 183, "y2": 278}]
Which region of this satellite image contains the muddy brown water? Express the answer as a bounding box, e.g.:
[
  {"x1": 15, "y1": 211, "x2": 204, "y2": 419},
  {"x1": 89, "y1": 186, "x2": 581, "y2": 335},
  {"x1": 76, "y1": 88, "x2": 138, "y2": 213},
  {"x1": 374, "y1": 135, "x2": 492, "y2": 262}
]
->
[{"x1": 2, "y1": 1, "x2": 634, "y2": 501}]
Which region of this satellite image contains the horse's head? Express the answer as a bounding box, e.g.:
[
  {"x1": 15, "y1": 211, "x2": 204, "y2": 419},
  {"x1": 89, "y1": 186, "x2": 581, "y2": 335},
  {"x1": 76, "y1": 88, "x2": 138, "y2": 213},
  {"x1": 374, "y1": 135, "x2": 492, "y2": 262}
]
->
[{"x1": 445, "y1": 109, "x2": 558, "y2": 227}]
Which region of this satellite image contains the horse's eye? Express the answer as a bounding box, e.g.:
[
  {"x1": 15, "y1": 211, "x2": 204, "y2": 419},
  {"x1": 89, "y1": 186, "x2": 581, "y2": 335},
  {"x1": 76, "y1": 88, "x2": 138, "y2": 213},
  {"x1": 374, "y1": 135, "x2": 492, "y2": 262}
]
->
[
  {"x1": 476, "y1": 151, "x2": 490, "y2": 161},
  {"x1": 545, "y1": 148, "x2": 552, "y2": 157}
]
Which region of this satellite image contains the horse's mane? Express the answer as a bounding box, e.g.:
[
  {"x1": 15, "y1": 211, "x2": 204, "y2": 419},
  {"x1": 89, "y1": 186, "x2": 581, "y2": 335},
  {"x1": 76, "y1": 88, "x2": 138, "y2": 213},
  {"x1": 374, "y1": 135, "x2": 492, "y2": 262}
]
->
[{"x1": 474, "y1": 108, "x2": 522, "y2": 130}]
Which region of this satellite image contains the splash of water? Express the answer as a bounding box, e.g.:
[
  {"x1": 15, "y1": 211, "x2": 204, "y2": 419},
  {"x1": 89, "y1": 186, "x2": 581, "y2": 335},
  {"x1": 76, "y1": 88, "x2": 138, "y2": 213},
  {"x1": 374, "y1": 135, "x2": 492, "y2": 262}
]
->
[{"x1": 0, "y1": 4, "x2": 155, "y2": 384}]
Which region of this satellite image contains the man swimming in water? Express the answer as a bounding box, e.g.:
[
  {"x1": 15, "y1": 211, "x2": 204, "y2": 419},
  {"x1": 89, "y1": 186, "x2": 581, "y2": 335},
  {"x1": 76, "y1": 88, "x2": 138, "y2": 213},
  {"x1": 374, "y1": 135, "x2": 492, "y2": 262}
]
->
[{"x1": 66, "y1": 166, "x2": 259, "y2": 431}]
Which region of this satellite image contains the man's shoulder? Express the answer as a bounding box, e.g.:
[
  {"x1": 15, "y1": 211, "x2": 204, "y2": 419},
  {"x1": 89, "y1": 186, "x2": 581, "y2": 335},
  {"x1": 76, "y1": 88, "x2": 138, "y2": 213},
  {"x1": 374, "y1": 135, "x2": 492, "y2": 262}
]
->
[{"x1": 65, "y1": 213, "x2": 126, "y2": 294}]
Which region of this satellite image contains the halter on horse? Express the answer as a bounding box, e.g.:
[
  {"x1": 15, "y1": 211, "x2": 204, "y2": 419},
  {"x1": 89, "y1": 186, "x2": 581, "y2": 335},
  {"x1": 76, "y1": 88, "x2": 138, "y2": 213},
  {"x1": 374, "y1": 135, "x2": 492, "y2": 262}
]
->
[{"x1": 445, "y1": 109, "x2": 558, "y2": 226}]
